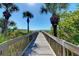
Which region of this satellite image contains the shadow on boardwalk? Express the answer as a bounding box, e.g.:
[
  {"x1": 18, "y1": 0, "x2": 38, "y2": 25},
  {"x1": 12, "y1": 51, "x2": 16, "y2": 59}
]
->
[{"x1": 22, "y1": 40, "x2": 39, "y2": 56}]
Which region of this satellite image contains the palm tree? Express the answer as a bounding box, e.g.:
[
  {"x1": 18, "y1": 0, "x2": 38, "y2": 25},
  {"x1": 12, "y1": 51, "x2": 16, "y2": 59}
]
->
[
  {"x1": 0, "y1": 3, "x2": 19, "y2": 35},
  {"x1": 23, "y1": 11, "x2": 34, "y2": 33},
  {"x1": 40, "y1": 3, "x2": 69, "y2": 37}
]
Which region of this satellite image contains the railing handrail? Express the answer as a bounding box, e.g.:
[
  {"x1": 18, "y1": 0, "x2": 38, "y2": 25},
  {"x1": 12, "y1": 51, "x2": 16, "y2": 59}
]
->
[
  {"x1": 0, "y1": 31, "x2": 38, "y2": 50},
  {"x1": 42, "y1": 32, "x2": 79, "y2": 55}
]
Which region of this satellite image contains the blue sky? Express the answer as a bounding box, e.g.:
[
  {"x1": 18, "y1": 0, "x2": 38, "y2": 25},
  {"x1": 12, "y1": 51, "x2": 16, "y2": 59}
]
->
[{"x1": 0, "y1": 3, "x2": 78, "y2": 30}]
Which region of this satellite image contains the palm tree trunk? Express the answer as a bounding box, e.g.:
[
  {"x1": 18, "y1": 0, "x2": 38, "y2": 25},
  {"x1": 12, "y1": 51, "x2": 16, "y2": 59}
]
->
[
  {"x1": 2, "y1": 19, "x2": 8, "y2": 35},
  {"x1": 27, "y1": 18, "x2": 29, "y2": 33},
  {"x1": 53, "y1": 25, "x2": 57, "y2": 37},
  {"x1": 2, "y1": 9, "x2": 11, "y2": 36},
  {"x1": 28, "y1": 22, "x2": 29, "y2": 33},
  {"x1": 51, "y1": 13, "x2": 58, "y2": 37}
]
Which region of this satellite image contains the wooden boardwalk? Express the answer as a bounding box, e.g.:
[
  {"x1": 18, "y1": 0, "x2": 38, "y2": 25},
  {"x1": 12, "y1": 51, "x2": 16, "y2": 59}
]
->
[{"x1": 22, "y1": 32, "x2": 56, "y2": 56}]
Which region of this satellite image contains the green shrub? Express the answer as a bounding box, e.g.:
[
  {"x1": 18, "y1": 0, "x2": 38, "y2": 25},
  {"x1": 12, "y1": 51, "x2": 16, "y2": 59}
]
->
[{"x1": 0, "y1": 34, "x2": 8, "y2": 43}]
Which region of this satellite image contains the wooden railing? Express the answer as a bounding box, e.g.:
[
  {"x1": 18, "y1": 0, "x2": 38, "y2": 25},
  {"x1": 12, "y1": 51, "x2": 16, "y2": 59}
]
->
[
  {"x1": 43, "y1": 32, "x2": 79, "y2": 56},
  {"x1": 0, "y1": 32, "x2": 38, "y2": 56}
]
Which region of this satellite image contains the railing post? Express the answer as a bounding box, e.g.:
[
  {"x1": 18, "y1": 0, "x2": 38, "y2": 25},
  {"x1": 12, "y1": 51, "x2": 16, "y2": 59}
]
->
[
  {"x1": 66, "y1": 49, "x2": 68, "y2": 56},
  {"x1": 0, "y1": 50, "x2": 2, "y2": 55},
  {"x1": 49, "y1": 37, "x2": 51, "y2": 45},
  {"x1": 62, "y1": 40, "x2": 65, "y2": 56},
  {"x1": 63, "y1": 47, "x2": 65, "y2": 56}
]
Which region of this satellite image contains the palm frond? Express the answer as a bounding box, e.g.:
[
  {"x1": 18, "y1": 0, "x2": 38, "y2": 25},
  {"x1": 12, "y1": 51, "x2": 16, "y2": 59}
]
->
[
  {"x1": 40, "y1": 6, "x2": 48, "y2": 14},
  {"x1": 2, "y1": 3, "x2": 13, "y2": 9},
  {"x1": 44, "y1": 3, "x2": 69, "y2": 14},
  {"x1": 0, "y1": 3, "x2": 19, "y2": 13},
  {"x1": 9, "y1": 21, "x2": 16, "y2": 26},
  {"x1": 60, "y1": 3, "x2": 69, "y2": 9},
  {"x1": 23, "y1": 11, "x2": 34, "y2": 18},
  {"x1": 10, "y1": 5, "x2": 19, "y2": 12}
]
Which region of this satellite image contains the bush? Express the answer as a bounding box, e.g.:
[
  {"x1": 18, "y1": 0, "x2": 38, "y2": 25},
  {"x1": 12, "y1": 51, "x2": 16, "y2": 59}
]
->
[
  {"x1": 0, "y1": 34, "x2": 8, "y2": 43},
  {"x1": 70, "y1": 33, "x2": 79, "y2": 45},
  {"x1": 0, "y1": 30, "x2": 32, "y2": 43}
]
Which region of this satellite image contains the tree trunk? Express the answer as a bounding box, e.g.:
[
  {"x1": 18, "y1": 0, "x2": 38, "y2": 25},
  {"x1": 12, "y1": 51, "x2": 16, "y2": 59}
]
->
[
  {"x1": 53, "y1": 24, "x2": 57, "y2": 37},
  {"x1": 50, "y1": 13, "x2": 59, "y2": 37},
  {"x1": 27, "y1": 18, "x2": 29, "y2": 33},
  {"x1": 1, "y1": 19, "x2": 8, "y2": 35}
]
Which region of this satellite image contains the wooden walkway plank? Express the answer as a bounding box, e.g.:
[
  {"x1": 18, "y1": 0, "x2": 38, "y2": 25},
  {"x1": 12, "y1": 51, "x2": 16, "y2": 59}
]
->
[{"x1": 23, "y1": 32, "x2": 56, "y2": 56}]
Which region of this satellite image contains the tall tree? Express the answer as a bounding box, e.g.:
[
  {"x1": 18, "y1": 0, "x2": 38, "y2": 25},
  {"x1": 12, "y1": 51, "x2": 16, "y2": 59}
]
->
[
  {"x1": 23, "y1": 11, "x2": 34, "y2": 33},
  {"x1": 0, "y1": 3, "x2": 19, "y2": 35},
  {"x1": 40, "y1": 3, "x2": 69, "y2": 37}
]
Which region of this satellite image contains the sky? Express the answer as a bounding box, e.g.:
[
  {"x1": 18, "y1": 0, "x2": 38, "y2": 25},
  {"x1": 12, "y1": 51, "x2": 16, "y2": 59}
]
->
[{"x1": 0, "y1": 3, "x2": 78, "y2": 30}]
